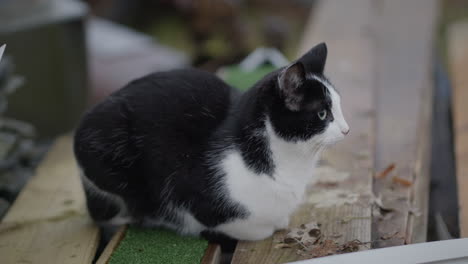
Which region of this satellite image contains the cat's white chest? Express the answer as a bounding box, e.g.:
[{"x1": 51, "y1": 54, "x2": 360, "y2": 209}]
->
[
  {"x1": 224, "y1": 150, "x2": 308, "y2": 214},
  {"x1": 214, "y1": 139, "x2": 319, "y2": 240}
]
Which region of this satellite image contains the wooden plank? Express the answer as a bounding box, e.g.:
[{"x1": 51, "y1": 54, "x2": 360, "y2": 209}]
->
[
  {"x1": 371, "y1": 0, "x2": 438, "y2": 247},
  {"x1": 231, "y1": 0, "x2": 376, "y2": 262},
  {"x1": 200, "y1": 244, "x2": 222, "y2": 264},
  {"x1": 448, "y1": 21, "x2": 468, "y2": 238},
  {"x1": 406, "y1": 65, "x2": 434, "y2": 244},
  {"x1": 96, "y1": 226, "x2": 128, "y2": 264},
  {"x1": 0, "y1": 136, "x2": 100, "y2": 264}
]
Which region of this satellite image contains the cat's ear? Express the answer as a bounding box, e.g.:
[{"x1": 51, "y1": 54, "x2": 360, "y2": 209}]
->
[
  {"x1": 298, "y1": 42, "x2": 327, "y2": 74},
  {"x1": 278, "y1": 62, "x2": 306, "y2": 111}
]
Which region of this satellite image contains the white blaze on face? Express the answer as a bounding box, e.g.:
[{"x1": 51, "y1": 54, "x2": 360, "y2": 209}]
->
[{"x1": 310, "y1": 75, "x2": 350, "y2": 144}]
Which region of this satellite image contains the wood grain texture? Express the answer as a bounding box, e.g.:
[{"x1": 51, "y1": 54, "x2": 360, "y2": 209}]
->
[
  {"x1": 231, "y1": 0, "x2": 376, "y2": 262},
  {"x1": 232, "y1": 0, "x2": 436, "y2": 261},
  {"x1": 200, "y1": 244, "x2": 222, "y2": 264},
  {"x1": 448, "y1": 21, "x2": 468, "y2": 238},
  {"x1": 96, "y1": 226, "x2": 128, "y2": 264},
  {"x1": 371, "y1": 0, "x2": 437, "y2": 247},
  {"x1": 0, "y1": 136, "x2": 100, "y2": 264},
  {"x1": 406, "y1": 55, "x2": 434, "y2": 244}
]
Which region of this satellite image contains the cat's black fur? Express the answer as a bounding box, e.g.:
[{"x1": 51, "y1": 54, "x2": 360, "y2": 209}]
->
[
  {"x1": 76, "y1": 69, "x2": 248, "y2": 227},
  {"x1": 74, "y1": 43, "x2": 333, "y2": 239}
]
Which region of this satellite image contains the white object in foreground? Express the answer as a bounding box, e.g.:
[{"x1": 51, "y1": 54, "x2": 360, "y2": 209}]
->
[
  {"x1": 290, "y1": 238, "x2": 468, "y2": 264},
  {"x1": 0, "y1": 44, "x2": 5, "y2": 62},
  {"x1": 239, "y1": 47, "x2": 289, "y2": 72}
]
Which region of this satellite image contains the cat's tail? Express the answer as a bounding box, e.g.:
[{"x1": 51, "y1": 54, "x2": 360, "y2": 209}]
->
[{"x1": 80, "y1": 173, "x2": 132, "y2": 226}]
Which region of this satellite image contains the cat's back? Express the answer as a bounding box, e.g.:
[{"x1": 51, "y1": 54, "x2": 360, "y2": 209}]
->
[
  {"x1": 115, "y1": 68, "x2": 237, "y2": 116},
  {"x1": 119, "y1": 69, "x2": 238, "y2": 140},
  {"x1": 80, "y1": 68, "x2": 237, "y2": 127},
  {"x1": 126, "y1": 68, "x2": 234, "y2": 100},
  {"x1": 75, "y1": 69, "x2": 238, "y2": 170}
]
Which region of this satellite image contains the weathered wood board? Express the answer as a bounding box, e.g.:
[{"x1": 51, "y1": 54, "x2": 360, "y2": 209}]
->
[
  {"x1": 232, "y1": 0, "x2": 436, "y2": 262},
  {"x1": 372, "y1": 0, "x2": 437, "y2": 247},
  {"x1": 96, "y1": 226, "x2": 127, "y2": 264},
  {"x1": 200, "y1": 244, "x2": 222, "y2": 264},
  {"x1": 232, "y1": 0, "x2": 376, "y2": 262},
  {"x1": 448, "y1": 21, "x2": 468, "y2": 238},
  {"x1": 0, "y1": 136, "x2": 100, "y2": 264},
  {"x1": 0, "y1": 1, "x2": 437, "y2": 263},
  {"x1": 0, "y1": 134, "x2": 221, "y2": 264}
]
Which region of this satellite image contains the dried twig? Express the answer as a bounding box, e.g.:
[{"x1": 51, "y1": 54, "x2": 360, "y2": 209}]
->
[
  {"x1": 375, "y1": 163, "x2": 396, "y2": 179},
  {"x1": 392, "y1": 176, "x2": 413, "y2": 187}
]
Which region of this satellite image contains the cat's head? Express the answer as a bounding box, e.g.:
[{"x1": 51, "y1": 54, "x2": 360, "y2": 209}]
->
[{"x1": 265, "y1": 43, "x2": 349, "y2": 146}]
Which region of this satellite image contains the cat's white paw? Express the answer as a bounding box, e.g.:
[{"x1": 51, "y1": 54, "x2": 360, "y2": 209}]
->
[{"x1": 215, "y1": 221, "x2": 275, "y2": 240}]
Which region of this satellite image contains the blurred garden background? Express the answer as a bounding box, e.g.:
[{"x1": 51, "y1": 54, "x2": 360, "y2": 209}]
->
[
  {"x1": 0, "y1": 0, "x2": 315, "y2": 225},
  {"x1": 1, "y1": 1, "x2": 468, "y2": 262}
]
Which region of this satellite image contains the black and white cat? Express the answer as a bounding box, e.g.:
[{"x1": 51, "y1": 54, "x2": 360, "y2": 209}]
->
[{"x1": 74, "y1": 43, "x2": 349, "y2": 241}]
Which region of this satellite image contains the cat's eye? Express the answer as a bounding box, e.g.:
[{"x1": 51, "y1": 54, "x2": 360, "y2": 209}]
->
[{"x1": 318, "y1": 110, "x2": 327, "y2": 120}]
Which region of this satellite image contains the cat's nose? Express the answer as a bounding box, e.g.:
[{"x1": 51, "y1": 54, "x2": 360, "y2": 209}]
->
[{"x1": 342, "y1": 128, "x2": 350, "y2": 135}]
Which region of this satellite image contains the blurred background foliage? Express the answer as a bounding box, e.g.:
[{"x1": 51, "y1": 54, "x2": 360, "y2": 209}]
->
[
  {"x1": 0, "y1": 0, "x2": 313, "y2": 217},
  {"x1": 83, "y1": 0, "x2": 312, "y2": 70}
]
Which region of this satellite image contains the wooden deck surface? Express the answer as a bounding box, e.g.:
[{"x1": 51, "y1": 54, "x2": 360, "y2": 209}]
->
[
  {"x1": 449, "y1": 21, "x2": 468, "y2": 238},
  {"x1": 0, "y1": 136, "x2": 221, "y2": 264},
  {"x1": 0, "y1": 136, "x2": 100, "y2": 264},
  {"x1": 372, "y1": 0, "x2": 437, "y2": 247},
  {"x1": 0, "y1": 1, "x2": 437, "y2": 263},
  {"x1": 231, "y1": 0, "x2": 437, "y2": 263}
]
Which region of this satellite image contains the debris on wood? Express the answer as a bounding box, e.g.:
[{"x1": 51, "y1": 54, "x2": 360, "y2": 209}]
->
[
  {"x1": 375, "y1": 163, "x2": 395, "y2": 179},
  {"x1": 302, "y1": 239, "x2": 368, "y2": 257},
  {"x1": 275, "y1": 222, "x2": 367, "y2": 258},
  {"x1": 408, "y1": 206, "x2": 421, "y2": 217},
  {"x1": 339, "y1": 216, "x2": 371, "y2": 224},
  {"x1": 372, "y1": 193, "x2": 396, "y2": 222},
  {"x1": 274, "y1": 243, "x2": 292, "y2": 249},
  {"x1": 282, "y1": 222, "x2": 322, "y2": 247},
  {"x1": 392, "y1": 176, "x2": 413, "y2": 187},
  {"x1": 339, "y1": 239, "x2": 365, "y2": 253},
  {"x1": 308, "y1": 239, "x2": 339, "y2": 257},
  {"x1": 373, "y1": 193, "x2": 395, "y2": 213},
  {"x1": 380, "y1": 232, "x2": 400, "y2": 240}
]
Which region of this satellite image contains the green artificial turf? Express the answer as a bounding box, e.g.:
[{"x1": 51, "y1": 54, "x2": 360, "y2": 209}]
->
[
  {"x1": 109, "y1": 227, "x2": 208, "y2": 264},
  {"x1": 222, "y1": 64, "x2": 278, "y2": 91}
]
